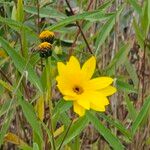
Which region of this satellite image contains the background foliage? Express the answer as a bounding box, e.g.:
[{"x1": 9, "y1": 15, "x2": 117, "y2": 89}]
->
[{"x1": 0, "y1": 0, "x2": 150, "y2": 149}]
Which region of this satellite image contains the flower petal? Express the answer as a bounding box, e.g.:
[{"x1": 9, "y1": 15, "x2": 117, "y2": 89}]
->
[
  {"x1": 63, "y1": 95, "x2": 77, "y2": 101},
  {"x1": 67, "y1": 56, "x2": 80, "y2": 71},
  {"x1": 56, "y1": 76, "x2": 73, "y2": 95},
  {"x1": 85, "y1": 77, "x2": 114, "y2": 90},
  {"x1": 99, "y1": 86, "x2": 117, "y2": 96},
  {"x1": 85, "y1": 91, "x2": 109, "y2": 105},
  {"x1": 77, "y1": 97, "x2": 90, "y2": 110},
  {"x1": 73, "y1": 101, "x2": 85, "y2": 116},
  {"x1": 57, "y1": 62, "x2": 66, "y2": 75},
  {"x1": 76, "y1": 91, "x2": 109, "y2": 112},
  {"x1": 89, "y1": 93, "x2": 109, "y2": 111},
  {"x1": 82, "y1": 56, "x2": 96, "y2": 80},
  {"x1": 90, "y1": 104, "x2": 106, "y2": 112}
]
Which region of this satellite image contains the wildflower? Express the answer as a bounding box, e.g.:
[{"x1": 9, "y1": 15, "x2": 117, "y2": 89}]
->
[
  {"x1": 39, "y1": 30, "x2": 54, "y2": 44},
  {"x1": 56, "y1": 56, "x2": 116, "y2": 116},
  {"x1": 38, "y1": 42, "x2": 52, "y2": 58}
]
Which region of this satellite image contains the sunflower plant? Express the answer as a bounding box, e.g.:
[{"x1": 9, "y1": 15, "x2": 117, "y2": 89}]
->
[{"x1": 1, "y1": 0, "x2": 150, "y2": 150}]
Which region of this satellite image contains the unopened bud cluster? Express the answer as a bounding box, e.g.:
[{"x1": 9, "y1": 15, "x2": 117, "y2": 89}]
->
[{"x1": 38, "y1": 30, "x2": 55, "y2": 58}]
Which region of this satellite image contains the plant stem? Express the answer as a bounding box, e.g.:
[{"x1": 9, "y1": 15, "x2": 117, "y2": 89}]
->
[
  {"x1": 65, "y1": 0, "x2": 93, "y2": 54},
  {"x1": 45, "y1": 58, "x2": 56, "y2": 150}
]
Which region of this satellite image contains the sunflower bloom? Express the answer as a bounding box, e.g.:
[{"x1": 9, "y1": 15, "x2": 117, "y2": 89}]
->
[{"x1": 56, "y1": 56, "x2": 116, "y2": 116}]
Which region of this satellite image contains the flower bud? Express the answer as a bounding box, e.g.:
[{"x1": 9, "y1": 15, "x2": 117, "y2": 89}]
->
[
  {"x1": 39, "y1": 30, "x2": 54, "y2": 44},
  {"x1": 38, "y1": 42, "x2": 52, "y2": 58}
]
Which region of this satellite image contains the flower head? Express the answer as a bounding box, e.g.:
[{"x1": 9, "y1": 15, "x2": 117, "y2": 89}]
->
[
  {"x1": 39, "y1": 30, "x2": 54, "y2": 44},
  {"x1": 56, "y1": 56, "x2": 116, "y2": 116},
  {"x1": 38, "y1": 42, "x2": 52, "y2": 58}
]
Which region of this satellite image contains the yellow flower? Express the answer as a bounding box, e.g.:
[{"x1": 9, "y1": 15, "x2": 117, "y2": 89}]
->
[
  {"x1": 39, "y1": 30, "x2": 54, "y2": 43},
  {"x1": 56, "y1": 56, "x2": 116, "y2": 116}
]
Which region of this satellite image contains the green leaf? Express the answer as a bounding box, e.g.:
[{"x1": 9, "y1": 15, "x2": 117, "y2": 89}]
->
[
  {"x1": 0, "y1": 109, "x2": 14, "y2": 146},
  {"x1": 125, "y1": 95, "x2": 137, "y2": 121},
  {"x1": 0, "y1": 79, "x2": 13, "y2": 92},
  {"x1": 141, "y1": 1, "x2": 149, "y2": 38},
  {"x1": 16, "y1": 0, "x2": 24, "y2": 22},
  {"x1": 148, "y1": 0, "x2": 150, "y2": 26},
  {"x1": 125, "y1": 59, "x2": 138, "y2": 88},
  {"x1": 46, "y1": 10, "x2": 110, "y2": 31},
  {"x1": 95, "y1": 16, "x2": 115, "y2": 55},
  {"x1": 106, "y1": 44, "x2": 131, "y2": 75},
  {"x1": 97, "y1": 0, "x2": 114, "y2": 10},
  {"x1": 33, "y1": 143, "x2": 39, "y2": 150},
  {"x1": 87, "y1": 111, "x2": 124, "y2": 150},
  {"x1": 52, "y1": 100, "x2": 72, "y2": 128},
  {"x1": 11, "y1": 3, "x2": 17, "y2": 20},
  {"x1": 0, "y1": 100, "x2": 13, "y2": 117},
  {"x1": 133, "y1": 19, "x2": 144, "y2": 49},
  {"x1": 128, "y1": 0, "x2": 142, "y2": 14},
  {"x1": 116, "y1": 79, "x2": 137, "y2": 93},
  {"x1": 18, "y1": 97, "x2": 43, "y2": 141},
  {"x1": 56, "y1": 116, "x2": 89, "y2": 149},
  {"x1": 0, "y1": 37, "x2": 43, "y2": 92},
  {"x1": 53, "y1": 100, "x2": 72, "y2": 117},
  {"x1": 98, "y1": 113, "x2": 132, "y2": 140},
  {"x1": 24, "y1": 6, "x2": 66, "y2": 19},
  {"x1": 131, "y1": 96, "x2": 150, "y2": 135},
  {"x1": 0, "y1": 16, "x2": 38, "y2": 41}
]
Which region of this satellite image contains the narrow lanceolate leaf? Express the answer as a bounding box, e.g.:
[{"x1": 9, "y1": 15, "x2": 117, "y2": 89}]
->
[
  {"x1": 131, "y1": 96, "x2": 150, "y2": 135},
  {"x1": 133, "y1": 19, "x2": 144, "y2": 49},
  {"x1": 0, "y1": 109, "x2": 14, "y2": 146},
  {"x1": 87, "y1": 112, "x2": 124, "y2": 150},
  {"x1": 18, "y1": 97, "x2": 43, "y2": 141},
  {"x1": 16, "y1": 0, "x2": 24, "y2": 22},
  {"x1": 97, "y1": 0, "x2": 114, "y2": 10},
  {"x1": 95, "y1": 16, "x2": 115, "y2": 55},
  {"x1": 0, "y1": 37, "x2": 43, "y2": 92},
  {"x1": 52, "y1": 100, "x2": 72, "y2": 128},
  {"x1": 106, "y1": 43, "x2": 131, "y2": 75},
  {"x1": 141, "y1": 0, "x2": 149, "y2": 38},
  {"x1": 116, "y1": 79, "x2": 137, "y2": 93},
  {"x1": 54, "y1": 125, "x2": 64, "y2": 138},
  {"x1": 0, "y1": 100, "x2": 13, "y2": 117},
  {"x1": 35, "y1": 96, "x2": 44, "y2": 121},
  {"x1": 125, "y1": 95, "x2": 137, "y2": 121},
  {"x1": 4, "y1": 132, "x2": 32, "y2": 150},
  {"x1": 56, "y1": 116, "x2": 89, "y2": 149},
  {"x1": 24, "y1": 6, "x2": 66, "y2": 19},
  {"x1": 0, "y1": 79, "x2": 13, "y2": 92},
  {"x1": 148, "y1": 0, "x2": 150, "y2": 26},
  {"x1": 128, "y1": 0, "x2": 142, "y2": 14},
  {"x1": 0, "y1": 16, "x2": 38, "y2": 40},
  {"x1": 98, "y1": 113, "x2": 132, "y2": 140},
  {"x1": 46, "y1": 10, "x2": 108, "y2": 30},
  {"x1": 125, "y1": 59, "x2": 139, "y2": 88}
]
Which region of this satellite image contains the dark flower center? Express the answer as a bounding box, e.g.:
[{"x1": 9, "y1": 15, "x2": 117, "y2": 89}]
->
[{"x1": 73, "y1": 86, "x2": 83, "y2": 95}]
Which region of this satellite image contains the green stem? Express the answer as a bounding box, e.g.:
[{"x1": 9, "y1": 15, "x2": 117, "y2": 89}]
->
[{"x1": 45, "y1": 57, "x2": 56, "y2": 150}]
